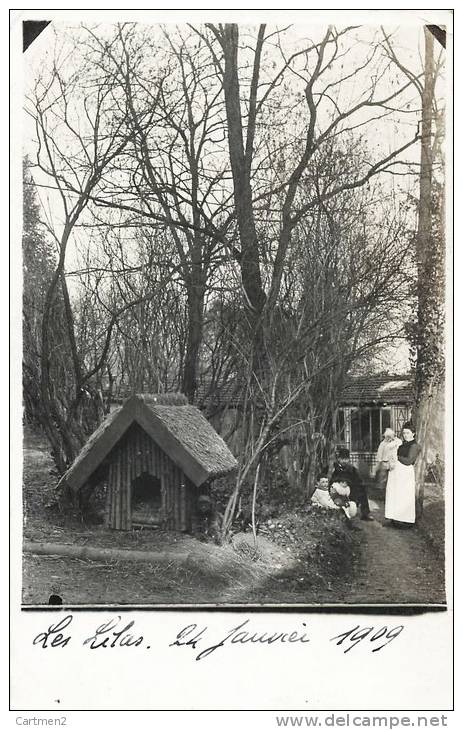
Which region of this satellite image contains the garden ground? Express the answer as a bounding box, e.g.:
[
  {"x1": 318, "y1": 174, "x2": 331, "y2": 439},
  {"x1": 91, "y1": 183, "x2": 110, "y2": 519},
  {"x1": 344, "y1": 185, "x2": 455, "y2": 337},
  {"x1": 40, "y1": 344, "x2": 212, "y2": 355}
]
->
[{"x1": 21, "y1": 426, "x2": 446, "y2": 606}]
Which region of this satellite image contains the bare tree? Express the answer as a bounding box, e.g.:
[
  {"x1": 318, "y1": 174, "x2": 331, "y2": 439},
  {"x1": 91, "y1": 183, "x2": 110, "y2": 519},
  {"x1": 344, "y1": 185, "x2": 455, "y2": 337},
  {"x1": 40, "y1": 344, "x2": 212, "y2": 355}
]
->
[
  {"x1": 24, "y1": 22, "x2": 427, "y2": 523},
  {"x1": 200, "y1": 24, "x2": 420, "y2": 323},
  {"x1": 77, "y1": 24, "x2": 236, "y2": 401},
  {"x1": 26, "y1": 33, "x2": 145, "y2": 470},
  {"x1": 382, "y1": 26, "x2": 446, "y2": 515}
]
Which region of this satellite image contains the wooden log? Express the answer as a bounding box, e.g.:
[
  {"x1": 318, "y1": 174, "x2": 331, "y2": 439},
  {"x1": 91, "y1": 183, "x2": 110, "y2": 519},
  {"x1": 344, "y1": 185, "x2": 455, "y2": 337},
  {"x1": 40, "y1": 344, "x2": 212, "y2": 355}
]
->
[
  {"x1": 133, "y1": 425, "x2": 141, "y2": 478},
  {"x1": 166, "y1": 463, "x2": 173, "y2": 530},
  {"x1": 112, "y1": 461, "x2": 118, "y2": 530},
  {"x1": 178, "y1": 470, "x2": 183, "y2": 530},
  {"x1": 153, "y1": 442, "x2": 159, "y2": 478},
  {"x1": 126, "y1": 436, "x2": 133, "y2": 531},
  {"x1": 112, "y1": 448, "x2": 118, "y2": 530},
  {"x1": 171, "y1": 467, "x2": 177, "y2": 530},
  {"x1": 121, "y1": 440, "x2": 127, "y2": 528},
  {"x1": 125, "y1": 436, "x2": 131, "y2": 528},
  {"x1": 175, "y1": 468, "x2": 181, "y2": 530},
  {"x1": 187, "y1": 481, "x2": 194, "y2": 532},
  {"x1": 137, "y1": 428, "x2": 143, "y2": 474},
  {"x1": 148, "y1": 439, "x2": 154, "y2": 477},
  {"x1": 139, "y1": 427, "x2": 145, "y2": 476},
  {"x1": 114, "y1": 447, "x2": 121, "y2": 530},
  {"x1": 160, "y1": 449, "x2": 167, "y2": 524},
  {"x1": 157, "y1": 443, "x2": 163, "y2": 479},
  {"x1": 179, "y1": 478, "x2": 187, "y2": 532},
  {"x1": 122, "y1": 440, "x2": 128, "y2": 530},
  {"x1": 165, "y1": 460, "x2": 170, "y2": 529},
  {"x1": 104, "y1": 469, "x2": 112, "y2": 528},
  {"x1": 172, "y1": 466, "x2": 177, "y2": 530},
  {"x1": 142, "y1": 428, "x2": 147, "y2": 473},
  {"x1": 144, "y1": 428, "x2": 151, "y2": 473},
  {"x1": 161, "y1": 476, "x2": 167, "y2": 523},
  {"x1": 128, "y1": 434, "x2": 134, "y2": 529},
  {"x1": 120, "y1": 443, "x2": 125, "y2": 530},
  {"x1": 166, "y1": 452, "x2": 174, "y2": 529},
  {"x1": 151, "y1": 439, "x2": 155, "y2": 475},
  {"x1": 154, "y1": 442, "x2": 159, "y2": 478},
  {"x1": 24, "y1": 541, "x2": 189, "y2": 564},
  {"x1": 109, "y1": 462, "x2": 116, "y2": 529},
  {"x1": 163, "y1": 448, "x2": 168, "y2": 526},
  {"x1": 130, "y1": 434, "x2": 137, "y2": 528}
]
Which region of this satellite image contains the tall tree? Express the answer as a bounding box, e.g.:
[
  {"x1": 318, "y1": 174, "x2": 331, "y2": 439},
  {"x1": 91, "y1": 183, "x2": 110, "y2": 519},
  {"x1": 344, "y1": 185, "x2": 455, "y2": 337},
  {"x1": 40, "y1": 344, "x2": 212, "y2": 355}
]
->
[
  {"x1": 203, "y1": 24, "x2": 420, "y2": 322},
  {"x1": 414, "y1": 28, "x2": 445, "y2": 513},
  {"x1": 79, "y1": 24, "x2": 234, "y2": 401},
  {"x1": 22, "y1": 158, "x2": 59, "y2": 424},
  {"x1": 383, "y1": 26, "x2": 446, "y2": 515},
  {"x1": 26, "y1": 35, "x2": 142, "y2": 471}
]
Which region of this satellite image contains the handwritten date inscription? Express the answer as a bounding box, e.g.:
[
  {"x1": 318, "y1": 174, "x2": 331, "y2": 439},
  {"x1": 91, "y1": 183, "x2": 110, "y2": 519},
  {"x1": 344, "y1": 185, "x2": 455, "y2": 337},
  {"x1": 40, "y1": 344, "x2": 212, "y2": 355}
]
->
[
  {"x1": 32, "y1": 616, "x2": 404, "y2": 660},
  {"x1": 169, "y1": 620, "x2": 404, "y2": 660},
  {"x1": 331, "y1": 624, "x2": 404, "y2": 653}
]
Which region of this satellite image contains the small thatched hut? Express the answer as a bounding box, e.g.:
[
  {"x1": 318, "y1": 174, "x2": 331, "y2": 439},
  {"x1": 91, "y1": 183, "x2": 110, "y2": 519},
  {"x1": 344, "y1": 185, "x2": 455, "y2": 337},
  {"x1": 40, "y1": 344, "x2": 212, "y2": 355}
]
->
[{"x1": 57, "y1": 393, "x2": 238, "y2": 531}]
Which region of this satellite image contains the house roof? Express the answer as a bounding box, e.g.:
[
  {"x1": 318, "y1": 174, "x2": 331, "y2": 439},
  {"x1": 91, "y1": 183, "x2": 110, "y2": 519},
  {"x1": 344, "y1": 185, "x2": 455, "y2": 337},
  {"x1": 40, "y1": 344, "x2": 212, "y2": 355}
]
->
[
  {"x1": 58, "y1": 393, "x2": 238, "y2": 494},
  {"x1": 196, "y1": 374, "x2": 414, "y2": 409},
  {"x1": 340, "y1": 374, "x2": 414, "y2": 405},
  {"x1": 196, "y1": 379, "x2": 243, "y2": 409}
]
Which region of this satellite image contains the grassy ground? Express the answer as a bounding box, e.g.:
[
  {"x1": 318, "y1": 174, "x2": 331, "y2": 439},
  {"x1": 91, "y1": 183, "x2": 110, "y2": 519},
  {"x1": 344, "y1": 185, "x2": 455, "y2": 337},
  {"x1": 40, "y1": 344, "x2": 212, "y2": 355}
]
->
[
  {"x1": 22, "y1": 426, "x2": 446, "y2": 606},
  {"x1": 22, "y1": 425, "x2": 361, "y2": 606}
]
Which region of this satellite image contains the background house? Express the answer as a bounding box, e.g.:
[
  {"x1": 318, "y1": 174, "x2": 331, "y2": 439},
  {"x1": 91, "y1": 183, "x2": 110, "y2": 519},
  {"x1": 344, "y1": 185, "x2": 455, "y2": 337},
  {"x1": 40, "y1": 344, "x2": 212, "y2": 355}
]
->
[
  {"x1": 196, "y1": 373, "x2": 415, "y2": 482},
  {"x1": 336, "y1": 374, "x2": 414, "y2": 478}
]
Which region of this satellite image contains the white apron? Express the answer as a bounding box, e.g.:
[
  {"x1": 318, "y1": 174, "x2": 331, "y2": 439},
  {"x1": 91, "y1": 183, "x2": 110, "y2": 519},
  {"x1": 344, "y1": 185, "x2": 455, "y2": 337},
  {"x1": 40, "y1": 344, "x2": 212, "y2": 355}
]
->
[{"x1": 384, "y1": 461, "x2": 416, "y2": 523}]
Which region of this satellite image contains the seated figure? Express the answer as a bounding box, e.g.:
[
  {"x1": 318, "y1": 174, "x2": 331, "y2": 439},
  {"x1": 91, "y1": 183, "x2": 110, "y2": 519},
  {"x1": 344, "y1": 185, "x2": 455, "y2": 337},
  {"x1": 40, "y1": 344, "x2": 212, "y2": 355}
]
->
[{"x1": 311, "y1": 475, "x2": 357, "y2": 520}]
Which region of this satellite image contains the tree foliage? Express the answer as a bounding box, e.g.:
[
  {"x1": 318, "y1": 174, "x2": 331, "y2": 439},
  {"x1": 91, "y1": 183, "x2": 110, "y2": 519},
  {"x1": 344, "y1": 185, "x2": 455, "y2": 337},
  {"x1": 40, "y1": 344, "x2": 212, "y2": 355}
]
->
[{"x1": 23, "y1": 159, "x2": 62, "y2": 424}]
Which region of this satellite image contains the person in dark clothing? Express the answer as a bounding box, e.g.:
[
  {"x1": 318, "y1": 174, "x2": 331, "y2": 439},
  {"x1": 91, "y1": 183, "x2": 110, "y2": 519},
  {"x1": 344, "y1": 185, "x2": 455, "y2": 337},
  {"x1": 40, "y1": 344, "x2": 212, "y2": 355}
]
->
[{"x1": 329, "y1": 447, "x2": 374, "y2": 521}]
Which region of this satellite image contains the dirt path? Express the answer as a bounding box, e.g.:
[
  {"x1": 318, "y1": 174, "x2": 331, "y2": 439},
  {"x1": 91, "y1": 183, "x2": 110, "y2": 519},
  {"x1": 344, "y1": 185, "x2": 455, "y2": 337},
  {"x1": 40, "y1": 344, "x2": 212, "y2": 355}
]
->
[{"x1": 344, "y1": 499, "x2": 446, "y2": 605}]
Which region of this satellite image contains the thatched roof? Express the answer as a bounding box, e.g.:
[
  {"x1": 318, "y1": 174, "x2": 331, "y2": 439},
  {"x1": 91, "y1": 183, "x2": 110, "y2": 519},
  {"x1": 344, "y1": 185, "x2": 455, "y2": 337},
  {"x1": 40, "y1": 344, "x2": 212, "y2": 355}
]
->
[{"x1": 58, "y1": 393, "x2": 238, "y2": 494}]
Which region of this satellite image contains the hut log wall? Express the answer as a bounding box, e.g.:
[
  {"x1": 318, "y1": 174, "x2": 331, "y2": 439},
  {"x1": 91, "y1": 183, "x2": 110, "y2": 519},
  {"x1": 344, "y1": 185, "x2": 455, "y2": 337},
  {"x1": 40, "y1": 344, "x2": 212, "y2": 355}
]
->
[{"x1": 106, "y1": 423, "x2": 193, "y2": 531}]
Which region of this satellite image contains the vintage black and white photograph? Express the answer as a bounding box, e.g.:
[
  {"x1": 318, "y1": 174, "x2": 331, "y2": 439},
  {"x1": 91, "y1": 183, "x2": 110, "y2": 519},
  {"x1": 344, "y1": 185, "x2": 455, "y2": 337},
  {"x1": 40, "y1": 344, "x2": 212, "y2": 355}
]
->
[{"x1": 19, "y1": 13, "x2": 450, "y2": 608}]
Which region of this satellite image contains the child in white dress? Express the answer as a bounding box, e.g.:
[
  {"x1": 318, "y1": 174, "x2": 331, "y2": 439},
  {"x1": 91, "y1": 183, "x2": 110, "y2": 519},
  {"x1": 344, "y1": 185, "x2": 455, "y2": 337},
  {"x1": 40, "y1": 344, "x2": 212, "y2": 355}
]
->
[
  {"x1": 311, "y1": 476, "x2": 357, "y2": 520},
  {"x1": 375, "y1": 428, "x2": 402, "y2": 490}
]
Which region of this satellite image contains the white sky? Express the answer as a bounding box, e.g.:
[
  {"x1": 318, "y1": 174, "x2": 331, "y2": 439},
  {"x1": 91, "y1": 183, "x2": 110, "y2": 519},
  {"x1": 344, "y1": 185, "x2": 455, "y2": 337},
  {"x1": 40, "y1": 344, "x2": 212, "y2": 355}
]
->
[{"x1": 22, "y1": 20, "x2": 435, "y2": 234}]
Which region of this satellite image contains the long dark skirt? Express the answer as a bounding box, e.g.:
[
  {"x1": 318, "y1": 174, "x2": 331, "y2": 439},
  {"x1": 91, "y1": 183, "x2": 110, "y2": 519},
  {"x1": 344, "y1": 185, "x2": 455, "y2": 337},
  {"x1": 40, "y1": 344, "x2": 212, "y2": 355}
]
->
[{"x1": 376, "y1": 464, "x2": 389, "y2": 490}]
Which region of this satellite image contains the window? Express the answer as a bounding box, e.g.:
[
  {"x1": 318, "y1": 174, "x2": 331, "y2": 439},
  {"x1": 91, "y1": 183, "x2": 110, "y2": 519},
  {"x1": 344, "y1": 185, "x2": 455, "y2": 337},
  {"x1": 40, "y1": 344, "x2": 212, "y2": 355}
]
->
[
  {"x1": 381, "y1": 408, "x2": 391, "y2": 433},
  {"x1": 350, "y1": 407, "x2": 392, "y2": 452}
]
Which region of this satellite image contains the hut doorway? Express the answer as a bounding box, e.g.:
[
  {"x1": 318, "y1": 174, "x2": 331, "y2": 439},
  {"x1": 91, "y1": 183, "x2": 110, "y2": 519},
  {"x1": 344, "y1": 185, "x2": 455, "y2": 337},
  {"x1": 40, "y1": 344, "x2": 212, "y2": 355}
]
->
[{"x1": 131, "y1": 472, "x2": 163, "y2": 527}]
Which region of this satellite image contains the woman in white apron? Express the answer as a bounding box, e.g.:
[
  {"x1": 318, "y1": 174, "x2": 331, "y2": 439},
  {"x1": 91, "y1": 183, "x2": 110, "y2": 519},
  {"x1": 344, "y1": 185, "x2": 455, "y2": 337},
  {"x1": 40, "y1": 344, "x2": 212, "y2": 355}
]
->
[{"x1": 385, "y1": 422, "x2": 420, "y2": 526}]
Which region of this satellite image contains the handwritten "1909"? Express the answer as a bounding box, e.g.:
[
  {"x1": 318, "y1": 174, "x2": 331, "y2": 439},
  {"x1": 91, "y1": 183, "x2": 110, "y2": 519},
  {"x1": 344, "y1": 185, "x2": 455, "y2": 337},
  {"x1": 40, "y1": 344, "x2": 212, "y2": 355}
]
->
[{"x1": 330, "y1": 624, "x2": 404, "y2": 653}]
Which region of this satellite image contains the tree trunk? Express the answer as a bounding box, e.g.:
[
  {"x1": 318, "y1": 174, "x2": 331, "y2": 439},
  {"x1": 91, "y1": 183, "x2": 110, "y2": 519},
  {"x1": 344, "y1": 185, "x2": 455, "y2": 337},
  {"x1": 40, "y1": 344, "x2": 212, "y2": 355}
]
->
[
  {"x1": 416, "y1": 27, "x2": 435, "y2": 402},
  {"x1": 414, "y1": 387, "x2": 433, "y2": 518},
  {"x1": 182, "y1": 267, "x2": 205, "y2": 402},
  {"x1": 415, "y1": 27, "x2": 437, "y2": 518},
  {"x1": 221, "y1": 24, "x2": 266, "y2": 316}
]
